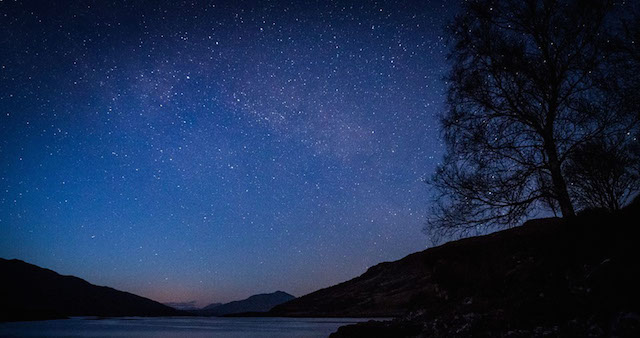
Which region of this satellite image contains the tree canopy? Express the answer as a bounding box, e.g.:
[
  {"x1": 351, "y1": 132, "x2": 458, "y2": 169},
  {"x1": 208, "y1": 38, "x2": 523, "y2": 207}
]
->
[{"x1": 428, "y1": 0, "x2": 640, "y2": 238}]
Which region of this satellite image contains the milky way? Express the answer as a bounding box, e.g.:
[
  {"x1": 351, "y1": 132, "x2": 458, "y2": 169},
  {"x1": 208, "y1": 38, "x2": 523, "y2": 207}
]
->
[{"x1": 0, "y1": 0, "x2": 453, "y2": 305}]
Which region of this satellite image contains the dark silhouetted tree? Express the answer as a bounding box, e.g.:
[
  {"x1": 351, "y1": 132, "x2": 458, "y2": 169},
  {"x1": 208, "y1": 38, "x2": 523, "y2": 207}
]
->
[
  {"x1": 565, "y1": 138, "x2": 639, "y2": 211},
  {"x1": 428, "y1": 0, "x2": 639, "y2": 237}
]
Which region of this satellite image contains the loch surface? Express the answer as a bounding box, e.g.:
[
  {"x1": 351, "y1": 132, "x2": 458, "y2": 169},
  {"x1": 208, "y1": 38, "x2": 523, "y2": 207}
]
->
[{"x1": 0, "y1": 316, "x2": 378, "y2": 337}]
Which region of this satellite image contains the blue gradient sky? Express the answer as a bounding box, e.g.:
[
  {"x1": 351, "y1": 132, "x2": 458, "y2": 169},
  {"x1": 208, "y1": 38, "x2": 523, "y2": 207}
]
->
[{"x1": 0, "y1": 0, "x2": 453, "y2": 306}]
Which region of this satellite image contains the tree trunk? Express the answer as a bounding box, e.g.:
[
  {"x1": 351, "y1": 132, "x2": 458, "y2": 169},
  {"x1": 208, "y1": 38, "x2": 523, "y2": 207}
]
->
[{"x1": 544, "y1": 139, "x2": 576, "y2": 218}]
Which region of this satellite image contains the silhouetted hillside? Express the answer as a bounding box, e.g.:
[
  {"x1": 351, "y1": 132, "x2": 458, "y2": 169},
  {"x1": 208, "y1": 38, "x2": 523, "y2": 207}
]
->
[
  {"x1": 268, "y1": 200, "x2": 640, "y2": 336},
  {"x1": 0, "y1": 259, "x2": 186, "y2": 322},
  {"x1": 194, "y1": 291, "x2": 295, "y2": 316}
]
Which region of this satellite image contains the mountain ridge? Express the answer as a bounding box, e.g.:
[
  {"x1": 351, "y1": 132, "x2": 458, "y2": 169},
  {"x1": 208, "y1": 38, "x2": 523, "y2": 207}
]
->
[
  {"x1": 0, "y1": 258, "x2": 187, "y2": 322},
  {"x1": 194, "y1": 291, "x2": 295, "y2": 316}
]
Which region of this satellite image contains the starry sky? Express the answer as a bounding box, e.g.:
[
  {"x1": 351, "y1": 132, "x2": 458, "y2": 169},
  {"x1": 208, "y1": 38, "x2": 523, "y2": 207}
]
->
[{"x1": 0, "y1": 0, "x2": 453, "y2": 306}]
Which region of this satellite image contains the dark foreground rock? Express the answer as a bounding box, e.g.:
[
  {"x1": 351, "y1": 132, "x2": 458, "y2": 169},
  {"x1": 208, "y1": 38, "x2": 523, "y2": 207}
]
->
[{"x1": 329, "y1": 200, "x2": 640, "y2": 337}]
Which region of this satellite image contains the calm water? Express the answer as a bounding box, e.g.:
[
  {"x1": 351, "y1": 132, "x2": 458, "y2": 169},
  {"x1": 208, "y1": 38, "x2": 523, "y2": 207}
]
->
[{"x1": 0, "y1": 317, "x2": 378, "y2": 337}]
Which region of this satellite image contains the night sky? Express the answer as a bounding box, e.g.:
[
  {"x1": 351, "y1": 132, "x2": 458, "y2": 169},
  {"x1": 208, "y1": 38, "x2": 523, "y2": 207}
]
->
[{"x1": 0, "y1": 0, "x2": 453, "y2": 306}]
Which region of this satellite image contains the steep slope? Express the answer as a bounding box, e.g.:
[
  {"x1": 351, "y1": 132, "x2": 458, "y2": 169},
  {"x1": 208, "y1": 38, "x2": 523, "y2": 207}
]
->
[
  {"x1": 0, "y1": 259, "x2": 186, "y2": 322},
  {"x1": 271, "y1": 200, "x2": 640, "y2": 337},
  {"x1": 195, "y1": 291, "x2": 295, "y2": 316},
  {"x1": 271, "y1": 217, "x2": 566, "y2": 317}
]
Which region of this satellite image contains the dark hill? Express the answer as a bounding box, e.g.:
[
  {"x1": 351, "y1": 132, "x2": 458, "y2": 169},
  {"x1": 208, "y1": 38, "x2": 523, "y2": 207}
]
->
[
  {"x1": 270, "y1": 201, "x2": 640, "y2": 336},
  {"x1": 0, "y1": 259, "x2": 186, "y2": 322},
  {"x1": 194, "y1": 291, "x2": 295, "y2": 316}
]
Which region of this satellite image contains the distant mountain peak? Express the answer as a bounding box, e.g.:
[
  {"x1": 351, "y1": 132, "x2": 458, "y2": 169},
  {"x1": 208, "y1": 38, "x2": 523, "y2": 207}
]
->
[{"x1": 196, "y1": 291, "x2": 295, "y2": 316}]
